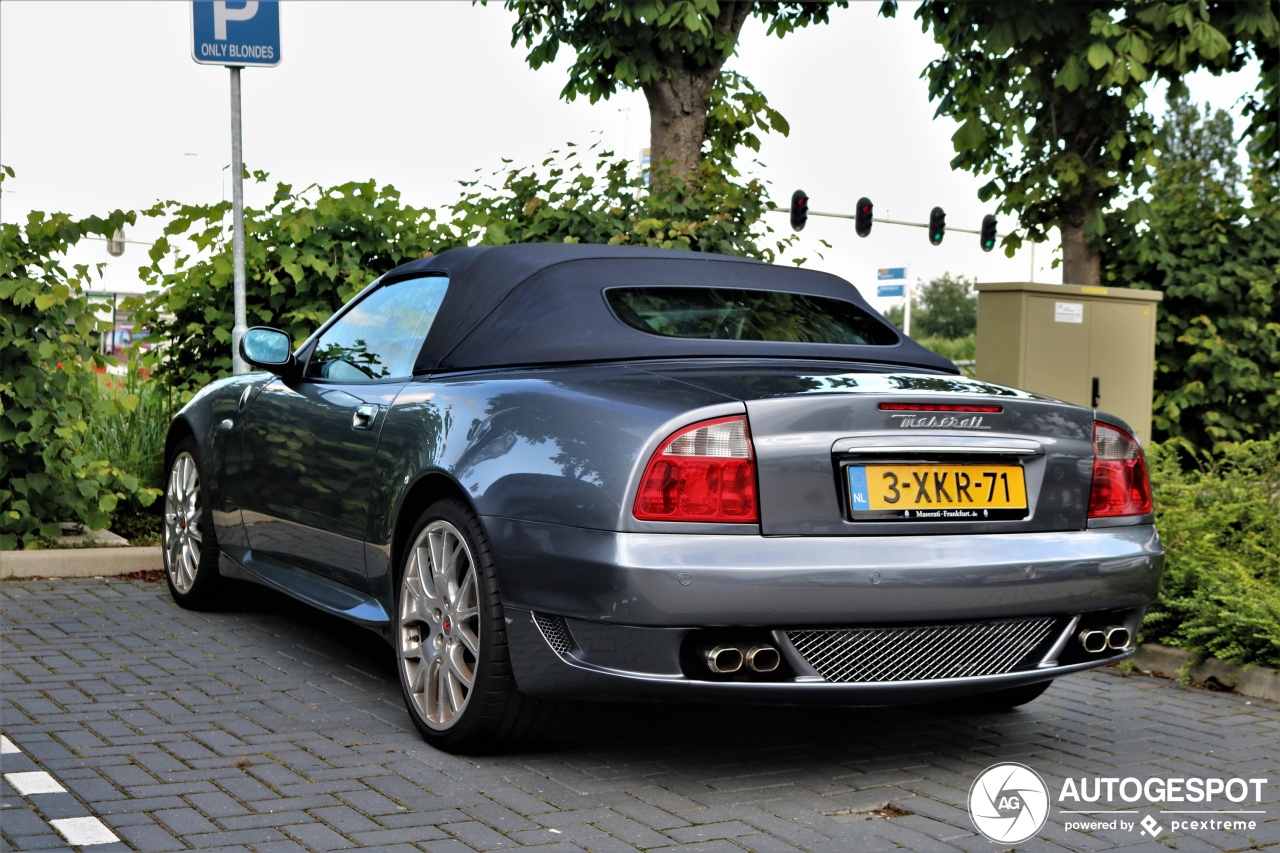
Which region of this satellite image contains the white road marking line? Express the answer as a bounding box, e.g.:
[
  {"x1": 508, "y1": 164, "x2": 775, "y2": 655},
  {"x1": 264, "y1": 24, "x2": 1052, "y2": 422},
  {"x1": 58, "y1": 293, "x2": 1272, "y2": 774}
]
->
[
  {"x1": 51, "y1": 816, "x2": 121, "y2": 846},
  {"x1": 4, "y1": 770, "x2": 67, "y2": 795},
  {"x1": 0, "y1": 735, "x2": 19, "y2": 754}
]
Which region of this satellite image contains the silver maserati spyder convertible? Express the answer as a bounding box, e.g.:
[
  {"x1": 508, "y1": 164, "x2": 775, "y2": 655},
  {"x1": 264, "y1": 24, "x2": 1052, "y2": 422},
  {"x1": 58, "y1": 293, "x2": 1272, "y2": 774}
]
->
[{"x1": 162, "y1": 243, "x2": 1163, "y2": 753}]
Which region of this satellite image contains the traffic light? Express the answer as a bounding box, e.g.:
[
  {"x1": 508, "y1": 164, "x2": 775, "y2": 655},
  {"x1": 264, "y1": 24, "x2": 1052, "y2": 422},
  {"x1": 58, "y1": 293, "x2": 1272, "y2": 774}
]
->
[
  {"x1": 855, "y1": 197, "x2": 873, "y2": 238},
  {"x1": 980, "y1": 214, "x2": 997, "y2": 252},
  {"x1": 928, "y1": 206, "x2": 946, "y2": 246},
  {"x1": 790, "y1": 190, "x2": 809, "y2": 232}
]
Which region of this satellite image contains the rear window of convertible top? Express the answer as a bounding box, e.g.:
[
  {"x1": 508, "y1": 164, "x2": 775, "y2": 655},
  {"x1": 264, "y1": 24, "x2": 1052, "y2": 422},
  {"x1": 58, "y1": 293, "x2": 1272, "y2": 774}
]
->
[{"x1": 605, "y1": 287, "x2": 898, "y2": 346}]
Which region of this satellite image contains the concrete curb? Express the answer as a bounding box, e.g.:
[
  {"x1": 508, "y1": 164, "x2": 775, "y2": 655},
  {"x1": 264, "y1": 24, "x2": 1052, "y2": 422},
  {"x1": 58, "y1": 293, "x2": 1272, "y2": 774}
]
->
[
  {"x1": 1132, "y1": 643, "x2": 1280, "y2": 704},
  {"x1": 1, "y1": 545, "x2": 163, "y2": 579}
]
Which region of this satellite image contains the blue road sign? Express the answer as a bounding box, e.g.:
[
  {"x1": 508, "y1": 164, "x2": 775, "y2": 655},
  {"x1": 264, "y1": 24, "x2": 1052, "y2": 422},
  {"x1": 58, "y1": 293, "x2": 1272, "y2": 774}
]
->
[
  {"x1": 877, "y1": 267, "x2": 906, "y2": 280},
  {"x1": 192, "y1": 0, "x2": 280, "y2": 67},
  {"x1": 877, "y1": 284, "x2": 906, "y2": 298}
]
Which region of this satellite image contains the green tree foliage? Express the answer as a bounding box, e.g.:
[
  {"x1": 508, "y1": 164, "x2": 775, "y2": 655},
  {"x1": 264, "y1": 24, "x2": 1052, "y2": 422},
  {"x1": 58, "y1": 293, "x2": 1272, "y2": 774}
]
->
[
  {"x1": 0, "y1": 166, "x2": 159, "y2": 550},
  {"x1": 130, "y1": 176, "x2": 461, "y2": 395},
  {"x1": 135, "y1": 150, "x2": 787, "y2": 396},
  {"x1": 1142, "y1": 438, "x2": 1280, "y2": 668},
  {"x1": 884, "y1": 272, "x2": 977, "y2": 339},
  {"x1": 502, "y1": 0, "x2": 846, "y2": 181},
  {"x1": 452, "y1": 143, "x2": 788, "y2": 259},
  {"x1": 913, "y1": 272, "x2": 977, "y2": 339},
  {"x1": 900, "y1": 0, "x2": 1279, "y2": 286},
  {"x1": 1102, "y1": 95, "x2": 1280, "y2": 452}
]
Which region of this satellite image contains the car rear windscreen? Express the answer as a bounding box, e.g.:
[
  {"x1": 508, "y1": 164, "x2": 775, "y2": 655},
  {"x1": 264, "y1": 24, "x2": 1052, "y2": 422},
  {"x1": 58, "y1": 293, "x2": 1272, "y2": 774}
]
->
[{"x1": 606, "y1": 287, "x2": 898, "y2": 346}]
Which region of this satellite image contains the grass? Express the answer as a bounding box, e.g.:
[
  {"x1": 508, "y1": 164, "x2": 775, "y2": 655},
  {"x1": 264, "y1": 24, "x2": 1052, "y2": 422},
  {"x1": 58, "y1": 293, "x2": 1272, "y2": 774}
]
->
[{"x1": 85, "y1": 367, "x2": 173, "y2": 545}]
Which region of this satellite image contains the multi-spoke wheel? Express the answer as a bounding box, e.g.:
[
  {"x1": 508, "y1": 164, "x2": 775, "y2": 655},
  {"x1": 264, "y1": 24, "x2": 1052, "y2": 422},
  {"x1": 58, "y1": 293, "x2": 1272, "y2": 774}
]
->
[
  {"x1": 162, "y1": 438, "x2": 222, "y2": 609},
  {"x1": 396, "y1": 498, "x2": 554, "y2": 753},
  {"x1": 399, "y1": 517, "x2": 481, "y2": 730}
]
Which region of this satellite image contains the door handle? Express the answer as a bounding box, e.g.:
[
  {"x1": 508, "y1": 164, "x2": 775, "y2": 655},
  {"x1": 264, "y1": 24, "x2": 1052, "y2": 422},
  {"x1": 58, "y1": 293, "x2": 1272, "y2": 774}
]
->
[
  {"x1": 352, "y1": 404, "x2": 378, "y2": 430},
  {"x1": 1091, "y1": 377, "x2": 1100, "y2": 408}
]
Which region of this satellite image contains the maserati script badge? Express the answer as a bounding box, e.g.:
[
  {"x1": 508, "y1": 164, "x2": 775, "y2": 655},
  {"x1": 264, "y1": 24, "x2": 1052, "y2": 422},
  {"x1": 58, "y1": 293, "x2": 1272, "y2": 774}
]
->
[{"x1": 892, "y1": 414, "x2": 992, "y2": 430}]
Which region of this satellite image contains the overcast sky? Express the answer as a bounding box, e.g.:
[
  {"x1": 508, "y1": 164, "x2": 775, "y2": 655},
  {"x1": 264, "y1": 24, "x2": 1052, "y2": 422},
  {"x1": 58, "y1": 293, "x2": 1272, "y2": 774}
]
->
[{"x1": 0, "y1": 1, "x2": 1259, "y2": 312}]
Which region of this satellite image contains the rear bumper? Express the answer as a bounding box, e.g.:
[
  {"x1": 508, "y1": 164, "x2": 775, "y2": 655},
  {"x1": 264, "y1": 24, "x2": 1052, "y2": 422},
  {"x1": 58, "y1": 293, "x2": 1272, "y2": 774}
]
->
[
  {"x1": 504, "y1": 606, "x2": 1138, "y2": 703},
  {"x1": 486, "y1": 519, "x2": 1162, "y2": 702},
  {"x1": 485, "y1": 518, "x2": 1164, "y2": 626}
]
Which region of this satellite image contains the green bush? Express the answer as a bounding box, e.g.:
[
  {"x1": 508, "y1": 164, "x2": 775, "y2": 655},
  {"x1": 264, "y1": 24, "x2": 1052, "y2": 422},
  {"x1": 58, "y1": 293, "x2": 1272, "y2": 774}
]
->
[
  {"x1": 913, "y1": 334, "x2": 976, "y2": 377},
  {"x1": 130, "y1": 174, "x2": 462, "y2": 398},
  {"x1": 0, "y1": 166, "x2": 160, "y2": 549},
  {"x1": 133, "y1": 150, "x2": 790, "y2": 398},
  {"x1": 1142, "y1": 437, "x2": 1280, "y2": 668}
]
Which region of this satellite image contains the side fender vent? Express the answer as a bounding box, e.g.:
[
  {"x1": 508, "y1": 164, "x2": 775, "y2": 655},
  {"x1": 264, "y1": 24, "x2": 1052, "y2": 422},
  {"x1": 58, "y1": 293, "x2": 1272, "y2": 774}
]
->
[{"x1": 533, "y1": 613, "x2": 575, "y2": 656}]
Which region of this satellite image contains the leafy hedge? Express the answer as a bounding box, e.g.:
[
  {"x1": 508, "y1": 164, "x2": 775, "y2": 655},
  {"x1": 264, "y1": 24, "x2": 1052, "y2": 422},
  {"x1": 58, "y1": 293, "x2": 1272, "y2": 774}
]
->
[
  {"x1": 129, "y1": 173, "x2": 460, "y2": 395},
  {"x1": 0, "y1": 167, "x2": 160, "y2": 550},
  {"x1": 133, "y1": 149, "x2": 790, "y2": 397},
  {"x1": 1142, "y1": 437, "x2": 1280, "y2": 668}
]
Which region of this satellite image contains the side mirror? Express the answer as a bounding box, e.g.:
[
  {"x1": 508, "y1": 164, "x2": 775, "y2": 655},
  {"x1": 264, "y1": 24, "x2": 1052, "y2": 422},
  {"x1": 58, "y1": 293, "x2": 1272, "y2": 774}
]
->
[{"x1": 240, "y1": 327, "x2": 298, "y2": 378}]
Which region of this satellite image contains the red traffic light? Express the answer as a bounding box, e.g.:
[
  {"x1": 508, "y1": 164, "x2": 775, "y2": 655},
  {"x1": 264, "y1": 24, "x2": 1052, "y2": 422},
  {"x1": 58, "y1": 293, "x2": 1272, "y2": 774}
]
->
[
  {"x1": 855, "y1": 197, "x2": 873, "y2": 238},
  {"x1": 790, "y1": 190, "x2": 809, "y2": 232}
]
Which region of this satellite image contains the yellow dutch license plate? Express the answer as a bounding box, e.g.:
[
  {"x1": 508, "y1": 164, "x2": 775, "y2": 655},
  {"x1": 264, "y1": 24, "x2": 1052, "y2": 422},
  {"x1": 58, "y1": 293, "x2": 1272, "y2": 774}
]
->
[{"x1": 847, "y1": 464, "x2": 1028, "y2": 521}]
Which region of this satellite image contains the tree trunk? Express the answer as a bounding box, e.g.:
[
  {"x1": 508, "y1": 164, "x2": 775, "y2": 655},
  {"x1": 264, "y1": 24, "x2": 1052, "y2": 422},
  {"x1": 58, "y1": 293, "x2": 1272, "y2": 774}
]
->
[
  {"x1": 642, "y1": 0, "x2": 753, "y2": 187},
  {"x1": 1060, "y1": 198, "x2": 1102, "y2": 286},
  {"x1": 642, "y1": 71, "x2": 717, "y2": 185}
]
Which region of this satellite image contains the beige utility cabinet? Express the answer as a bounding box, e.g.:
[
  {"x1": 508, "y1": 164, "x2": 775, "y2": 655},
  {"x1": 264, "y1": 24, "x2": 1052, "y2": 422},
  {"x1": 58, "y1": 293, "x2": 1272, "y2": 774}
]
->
[{"x1": 975, "y1": 282, "x2": 1163, "y2": 445}]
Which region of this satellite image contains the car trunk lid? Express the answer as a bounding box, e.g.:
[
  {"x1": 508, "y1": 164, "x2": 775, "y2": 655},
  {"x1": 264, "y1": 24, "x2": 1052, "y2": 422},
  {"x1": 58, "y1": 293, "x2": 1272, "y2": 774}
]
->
[{"x1": 634, "y1": 363, "x2": 1095, "y2": 536}]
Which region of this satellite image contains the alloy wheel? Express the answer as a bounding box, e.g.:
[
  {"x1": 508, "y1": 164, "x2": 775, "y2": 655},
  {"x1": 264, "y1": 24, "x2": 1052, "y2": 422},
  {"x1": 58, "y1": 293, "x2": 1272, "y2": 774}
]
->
[
  {"x1": 164, "y1": 451, "x2": 203, "y2": 594},
  {"x1": 398, "y1": 519, "x2": 482, "y2": 730}
]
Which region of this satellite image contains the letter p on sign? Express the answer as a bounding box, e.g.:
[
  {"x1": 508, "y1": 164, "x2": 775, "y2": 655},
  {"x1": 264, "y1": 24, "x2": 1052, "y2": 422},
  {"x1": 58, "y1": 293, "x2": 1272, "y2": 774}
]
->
[{"x1": 214, "y1": 0, "x2": 258, "y2": 39}]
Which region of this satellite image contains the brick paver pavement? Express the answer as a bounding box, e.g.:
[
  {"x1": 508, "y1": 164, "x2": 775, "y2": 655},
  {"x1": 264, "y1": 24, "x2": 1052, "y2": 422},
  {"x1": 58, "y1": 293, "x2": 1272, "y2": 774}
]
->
[{"x1": 2, "y1": 578, "x2": 1276, "y2": 853}]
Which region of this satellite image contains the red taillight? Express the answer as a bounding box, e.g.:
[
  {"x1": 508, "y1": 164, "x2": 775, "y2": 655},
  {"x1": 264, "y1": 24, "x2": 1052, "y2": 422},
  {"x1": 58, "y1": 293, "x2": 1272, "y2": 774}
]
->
[
  {"x1": 634, "y1": 415, "x2": 759, "y2": 523},
  {"x1": 1088, "y1": 422, "x2": 1153, "y2": 518}
]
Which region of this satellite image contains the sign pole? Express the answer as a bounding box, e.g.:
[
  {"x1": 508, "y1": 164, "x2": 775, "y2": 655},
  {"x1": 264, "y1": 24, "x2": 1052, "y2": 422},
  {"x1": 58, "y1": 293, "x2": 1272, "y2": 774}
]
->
[
  {"x1": 230, "y1": 65, "x2": 248, "y2": 374},
  {"x1": 192, "y1": 0, "x2": 280, "y2": 374},
  {"x1": 903, "y1": 270, "x2": 912, "y2": 337}
]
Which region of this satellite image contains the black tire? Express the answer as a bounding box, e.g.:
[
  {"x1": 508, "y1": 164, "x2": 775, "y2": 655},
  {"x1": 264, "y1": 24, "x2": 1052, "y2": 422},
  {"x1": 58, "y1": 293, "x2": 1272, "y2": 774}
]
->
[
  {"x1": 162, "y1": 437, "x2": 223, "y2": 610},
  {"x1": 395, "y1": 498, "x2": 554, "y2": 753},
  {"x1": 953, "y1": 680, "x2": 1053, "y2": 713}
]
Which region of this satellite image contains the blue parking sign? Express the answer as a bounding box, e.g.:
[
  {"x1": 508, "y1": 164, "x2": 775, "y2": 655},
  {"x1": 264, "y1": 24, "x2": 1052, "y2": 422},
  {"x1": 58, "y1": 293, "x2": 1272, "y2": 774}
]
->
[{"x1": 192, "y1": 0, "x2": 281, "y2": 67}]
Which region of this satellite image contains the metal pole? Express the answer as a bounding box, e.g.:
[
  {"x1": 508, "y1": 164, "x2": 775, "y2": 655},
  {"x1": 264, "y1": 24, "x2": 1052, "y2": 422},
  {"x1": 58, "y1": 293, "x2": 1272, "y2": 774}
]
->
[
  {"x1": 230, "y1": 65, "x2": 248, "y2": 374},
  {"x1": 903, "y1": 276, "x2": 912, "y2": 337}
]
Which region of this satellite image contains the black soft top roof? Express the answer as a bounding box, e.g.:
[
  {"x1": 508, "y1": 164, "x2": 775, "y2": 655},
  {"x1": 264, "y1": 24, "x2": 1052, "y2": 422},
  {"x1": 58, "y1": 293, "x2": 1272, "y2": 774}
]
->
[{"x1": 378, "y1": 244, "x2": 955, "y2": 374}]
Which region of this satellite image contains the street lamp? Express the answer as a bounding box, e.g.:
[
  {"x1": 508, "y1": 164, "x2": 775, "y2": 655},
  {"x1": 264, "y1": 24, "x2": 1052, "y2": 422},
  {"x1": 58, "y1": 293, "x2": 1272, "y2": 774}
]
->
[{"x1": 106, "y1": 228, "x2": 126, "y2": 257}]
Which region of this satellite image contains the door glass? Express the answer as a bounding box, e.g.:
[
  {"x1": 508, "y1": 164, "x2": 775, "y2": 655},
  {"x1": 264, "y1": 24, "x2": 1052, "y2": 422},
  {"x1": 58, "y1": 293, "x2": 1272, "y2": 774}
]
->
[{"x1": 307, "y1": 275, "x2": 448, "y2": 380}]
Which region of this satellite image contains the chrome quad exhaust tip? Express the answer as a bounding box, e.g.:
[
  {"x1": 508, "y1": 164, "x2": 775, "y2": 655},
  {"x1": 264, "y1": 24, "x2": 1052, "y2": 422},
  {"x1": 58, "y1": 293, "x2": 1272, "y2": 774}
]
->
[
  {"x1": 1079, "y1": 626, "x2": 1131, "y2": 653},
  {"x1": 706, "y1": 645, "x2": 744, "y2": 674},
  {"x1": 1079, "y1": 629, "x2": 1108, "y2": 654},
  {"x1": 1105, "y1": 626, "x2": 1131, "y2": 650},
  {"x1": 745, "y1": 645, "x2": 781, "y2": 673}
]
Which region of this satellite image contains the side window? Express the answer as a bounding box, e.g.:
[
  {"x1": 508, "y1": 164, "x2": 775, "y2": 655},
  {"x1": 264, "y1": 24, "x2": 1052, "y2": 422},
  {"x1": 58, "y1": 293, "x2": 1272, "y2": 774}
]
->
[{"x1": 306, "y1": 274, "x2": 449, "y2": 381}]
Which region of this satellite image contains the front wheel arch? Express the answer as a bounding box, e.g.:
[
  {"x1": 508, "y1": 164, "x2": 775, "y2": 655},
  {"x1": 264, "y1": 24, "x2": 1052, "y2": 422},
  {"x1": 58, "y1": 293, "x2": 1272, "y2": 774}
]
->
[{"x1": 390, "y1": 473, "x2": 476, "y2": 586}]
